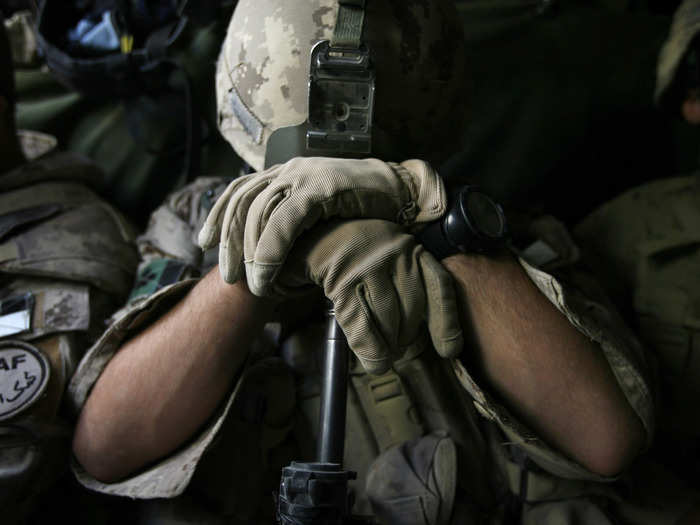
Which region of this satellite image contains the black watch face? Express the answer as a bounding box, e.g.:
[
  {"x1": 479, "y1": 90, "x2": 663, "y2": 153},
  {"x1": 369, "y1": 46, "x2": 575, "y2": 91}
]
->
[{"x1": 461, "y1": 190, "x2": 505, "y2": 239}]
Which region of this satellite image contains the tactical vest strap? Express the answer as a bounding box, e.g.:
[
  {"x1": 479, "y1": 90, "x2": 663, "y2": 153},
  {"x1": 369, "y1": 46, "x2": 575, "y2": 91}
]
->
[{"x1": 351, "y1": 369, "x2": 424, "y2": 452}]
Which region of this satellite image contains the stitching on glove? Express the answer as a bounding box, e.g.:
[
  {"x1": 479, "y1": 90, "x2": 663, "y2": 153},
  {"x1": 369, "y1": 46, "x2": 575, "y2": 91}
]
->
[
  {"x1": 389, "y1": 162, "x2": 421, "y2": 225},
  {"x1": 397, "y1": 201, "x2": 418, "y2": 225},
  {"x1": 354, "y1": 282, "x2": 390, "y2": 368},
  {"x1": 258, "y1": 189, "x2": 290, "y2": 234},
  {"x1": 388, "y1": 162, "x2": 418, "y2": 201}
]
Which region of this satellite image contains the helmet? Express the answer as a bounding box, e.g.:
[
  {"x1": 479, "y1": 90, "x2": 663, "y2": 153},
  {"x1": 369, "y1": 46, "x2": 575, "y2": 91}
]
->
[{"x1": 216, "y1": 0, "x2": 467, "y2": 172}]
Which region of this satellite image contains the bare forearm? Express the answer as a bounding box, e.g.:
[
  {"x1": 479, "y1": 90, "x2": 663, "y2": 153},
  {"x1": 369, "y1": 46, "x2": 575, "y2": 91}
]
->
[
  {"x1": 73, "y1": 267, "x2": 273, "y2": 482},
  {"x1": 443, "y1": 253, "x2": 645, "y2": 476}
]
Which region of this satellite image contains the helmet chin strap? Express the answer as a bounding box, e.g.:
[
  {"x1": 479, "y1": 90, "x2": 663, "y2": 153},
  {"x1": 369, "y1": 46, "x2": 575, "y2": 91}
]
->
[{"x1": 331, "y1": 0, "x2": 366, "y2": 49}]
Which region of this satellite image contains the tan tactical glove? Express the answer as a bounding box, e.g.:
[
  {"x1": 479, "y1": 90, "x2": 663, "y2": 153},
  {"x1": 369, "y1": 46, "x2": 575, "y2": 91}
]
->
[
  {"x1": 197, "y1": 157, "x2": 447, "y2": 295},
  {"x1": 272, "y1": 219, "x2": 463, "y2": 375}
]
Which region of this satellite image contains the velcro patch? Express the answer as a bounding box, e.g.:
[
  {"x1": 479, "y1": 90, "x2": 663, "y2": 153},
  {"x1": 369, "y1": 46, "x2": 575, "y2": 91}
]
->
[
  {"x1": 0, "y1": 340, "x2": 50, "y2": 421},
  {"x1": 0, "y1": 293, "x2": 34, "y2": 338},
  {"x1": 230, "y1": 87, "x2": 263, "y2": 144}
]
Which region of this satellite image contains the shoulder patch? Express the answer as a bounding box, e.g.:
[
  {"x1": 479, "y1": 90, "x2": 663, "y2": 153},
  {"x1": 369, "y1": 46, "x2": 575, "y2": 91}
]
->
[
  {"x1": 129, "y1": 258, "x2": 190, "y2": 302},
  {"x1": 230, "y1": 87, "x2": 264, "y2": 145},
  {"x1": 0, "y1": 340, "x2": 50, "y2": 421}
]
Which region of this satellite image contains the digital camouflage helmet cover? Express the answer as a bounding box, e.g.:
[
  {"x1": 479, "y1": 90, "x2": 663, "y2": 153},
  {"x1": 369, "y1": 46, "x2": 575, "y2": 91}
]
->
[{"x1": 216, "y1": 0, "x2": 467, "y2": 172}]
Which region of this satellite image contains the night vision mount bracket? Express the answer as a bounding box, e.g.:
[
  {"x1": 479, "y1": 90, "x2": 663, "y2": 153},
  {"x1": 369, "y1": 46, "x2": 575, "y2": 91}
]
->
[
  {"x1": 264, "y1": 0, "x2": 375, "y2": 169},
  {"x1": 306, "y1": 40, "x2": 375, "y2": 156}
]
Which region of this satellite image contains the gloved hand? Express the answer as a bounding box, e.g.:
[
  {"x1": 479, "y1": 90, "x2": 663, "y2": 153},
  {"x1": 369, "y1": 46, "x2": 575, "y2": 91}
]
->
[
  {"x1": 272, "y1": 219, "x2": 463, "y2": 374},
  {"x1": 197, "y1": 157, "x2": 447, "y2": 295}
]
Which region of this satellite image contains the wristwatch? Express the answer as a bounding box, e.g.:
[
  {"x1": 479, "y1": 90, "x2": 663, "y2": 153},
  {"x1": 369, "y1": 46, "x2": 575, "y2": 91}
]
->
[{"x1": 418, "y1": 185, "x2": 508, "y2": 259}]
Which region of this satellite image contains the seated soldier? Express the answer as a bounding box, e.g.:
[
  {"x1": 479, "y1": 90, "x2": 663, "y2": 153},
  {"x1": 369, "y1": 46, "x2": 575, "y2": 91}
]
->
[
  {"x1": 69, "y1": 1, "x2": 655, "y2": 523},
  {"x1": 572, "y1": 3, "x2": 700, "y2": 522},
  {"x1": 0, "y1": 19, "x2": 138, "y2": 524}
]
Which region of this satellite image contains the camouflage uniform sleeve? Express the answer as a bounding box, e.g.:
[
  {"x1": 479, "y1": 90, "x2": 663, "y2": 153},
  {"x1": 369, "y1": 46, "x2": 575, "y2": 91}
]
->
[
  {"x1": 450, "y1": 217, "x2": 655, "y2": 482},
  {"x1": 655, "y1": 0, "x2": 700, "y2": 105},
  {"x1": 67, "y1": 177, "x2": 243, "y2": 498}
]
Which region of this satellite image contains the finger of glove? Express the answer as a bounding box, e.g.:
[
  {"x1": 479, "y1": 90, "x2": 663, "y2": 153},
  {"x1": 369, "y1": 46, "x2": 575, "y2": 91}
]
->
[
  {"x1": 246, "y1": 158, "x2": 409, "y2": 293},
  {"x1": 332, "y1": 280, "x2": 400, "y2": 375},
  {"x1": 197, "y1": 175, "x2": 253, "y2": 250},
  {"x1": 219, "y1": 173, "x2": 277, "y2": 284},
  {"x1": 391, "y1": 247, "x2": 428, "y2": 349},
  {"x1": 243, "y1": 181, "x2": 297, "y2": 295},
  {"x1": 398, "y1": 159, "x2": 447, "y2": 223},
  {"x1": 419, "y1": 250, "x2": 464, "y2": 358}
]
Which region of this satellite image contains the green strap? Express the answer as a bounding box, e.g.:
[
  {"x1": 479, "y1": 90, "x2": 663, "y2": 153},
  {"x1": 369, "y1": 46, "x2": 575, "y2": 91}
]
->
[{"x1": 331, "y1": 0, "x2": 366, "y2": 49}]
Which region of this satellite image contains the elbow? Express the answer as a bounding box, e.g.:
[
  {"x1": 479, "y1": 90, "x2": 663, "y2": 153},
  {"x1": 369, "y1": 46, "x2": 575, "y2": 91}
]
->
[
  {"x1": 72, "y1": 410, "x2": 134, "y2": 484},
  {"x1": 575, "y1": 411, "x2": 647, "y2": 478}
]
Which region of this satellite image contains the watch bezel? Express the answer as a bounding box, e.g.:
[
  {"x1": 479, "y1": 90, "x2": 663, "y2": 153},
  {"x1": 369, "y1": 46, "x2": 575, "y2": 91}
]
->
[{"x1": 445, "y1": 186, "x2": 507, "y2": 253}]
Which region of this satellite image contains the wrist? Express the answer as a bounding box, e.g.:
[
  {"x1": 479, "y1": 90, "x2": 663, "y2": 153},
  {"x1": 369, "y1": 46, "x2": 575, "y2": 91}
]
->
[
  {"x1": 208, "y1": 267, "x2": 277, "y2": 320},
  {"x1": 442, "y1": 250, "x2": 516, "y2": 285},
  {"x1": 417, "y1": 185, "x2": 507, "y2": 260}
]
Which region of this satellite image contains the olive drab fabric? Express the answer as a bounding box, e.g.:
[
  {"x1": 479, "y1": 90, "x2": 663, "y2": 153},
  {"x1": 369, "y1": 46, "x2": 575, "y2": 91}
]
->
[{"x1": 0, "y1": 151, "x2": 138, "y2": 524}]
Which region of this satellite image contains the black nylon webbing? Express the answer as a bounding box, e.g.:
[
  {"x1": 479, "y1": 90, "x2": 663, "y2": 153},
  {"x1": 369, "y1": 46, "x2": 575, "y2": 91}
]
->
[{"x1": 330, "y1": 0, "x2": 366, "y2": 49}]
